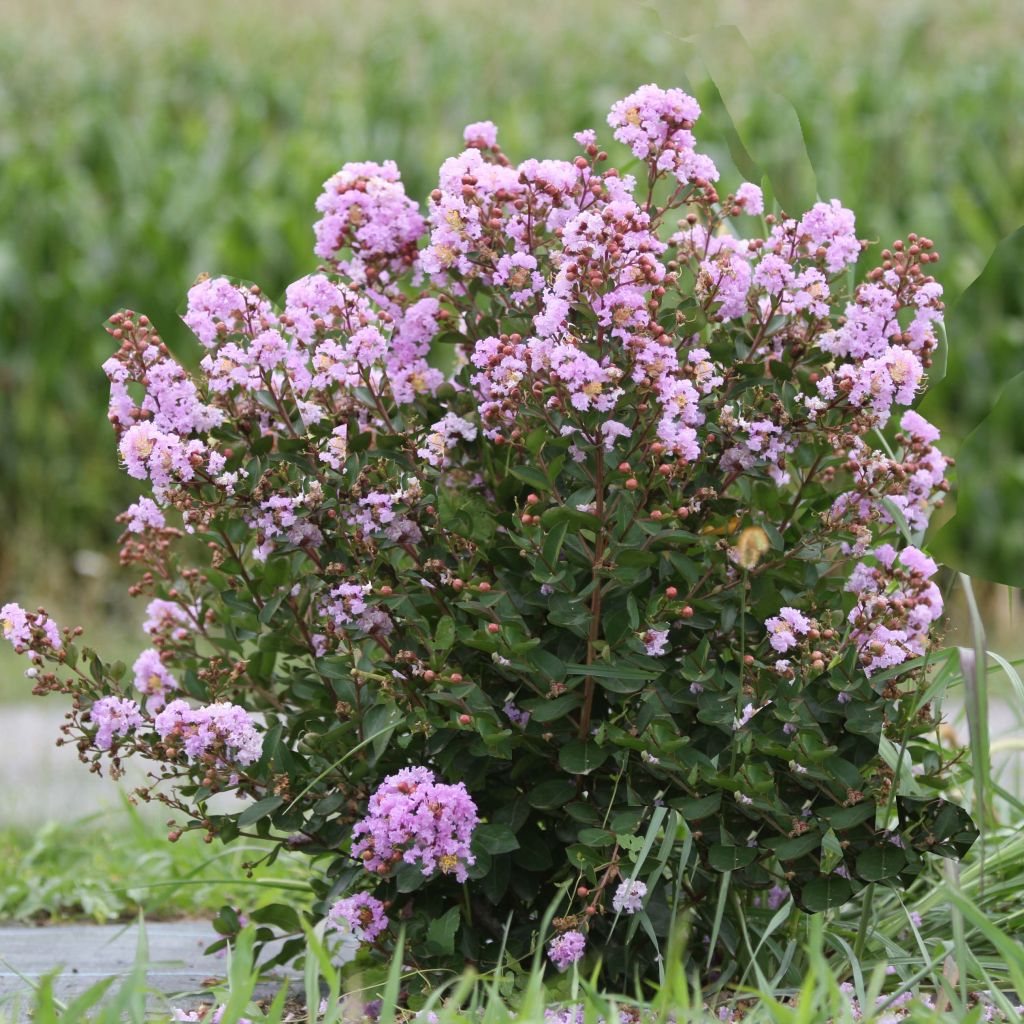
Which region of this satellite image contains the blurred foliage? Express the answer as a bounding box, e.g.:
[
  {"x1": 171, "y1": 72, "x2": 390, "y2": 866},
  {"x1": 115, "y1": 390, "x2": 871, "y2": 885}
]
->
[
  {"x1": 1, "y1": 0, "x2": 1022, "y2": 597},
  {"x1": 925, "y1": 229, "x2": 1024, "y2": 584},
  {"x1": 0, "y1": 799, "x2": 310, "y2": 923}
]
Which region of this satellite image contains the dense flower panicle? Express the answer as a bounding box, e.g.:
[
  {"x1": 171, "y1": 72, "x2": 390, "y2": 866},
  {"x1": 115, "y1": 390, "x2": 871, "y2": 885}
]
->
[
  {"x1": 89, "y1": 696, "x2": 144, "y2": 750},
  {"x1": 319, "y1": 581, "x2": 393, "y2": 640},
  {"x1": 607, "y1": 84, "x2": 718, "y2": 184},
  {"x1": 118, "y1": 422, "x2": 209, "y2": 496},
  {"x1": 313, "y1": 160, "x2": 425, "y2": 282},
  {"x1": 548, "y1": 930, "x2": 587, "y2": 971},
  {"x1": 182, "y1": 276, "x2": 275, "y2": 348},
  {"x1": 797, "y1": 199, "x2": 860, "y2": 273},
  {"x1": 352, "y1": 766, "x2": 479, "y2": 882},
  {"x1": 846, "y1": 545, "x2": 943, "y2": 675},
  {"x1": 830, "y1": 409, "x2": 950, "y2": 544},
  {"x1": 328, "y1": 892, "x2": 388, "y2": 943},
  {"x1": 154, "y1": 700, "x2": 263, "y2": 768},
  {"x1": 612, "y1": 879, "x2": 648, "y2": 914}
]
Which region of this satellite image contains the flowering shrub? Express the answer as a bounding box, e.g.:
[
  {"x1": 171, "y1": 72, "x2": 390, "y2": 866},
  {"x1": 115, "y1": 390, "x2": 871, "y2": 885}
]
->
[{"x1": 8, "y1": 83, "x2": 976, "y2": 982}]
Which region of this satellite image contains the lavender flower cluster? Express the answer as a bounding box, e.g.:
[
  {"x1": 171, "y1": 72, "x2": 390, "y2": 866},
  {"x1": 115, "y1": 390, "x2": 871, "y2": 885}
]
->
[{"x1": 352, "y1": 767, "x2": 479, "y2": 883}]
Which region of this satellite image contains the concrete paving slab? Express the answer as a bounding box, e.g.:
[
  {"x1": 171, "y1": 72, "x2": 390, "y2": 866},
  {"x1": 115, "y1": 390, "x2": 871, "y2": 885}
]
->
[{"x1": 0, "y1": 921, "x2": 297, "y2": 1017}]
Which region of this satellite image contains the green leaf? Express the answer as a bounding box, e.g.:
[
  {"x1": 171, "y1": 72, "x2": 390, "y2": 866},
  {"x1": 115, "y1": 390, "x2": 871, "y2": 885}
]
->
[
  {"x1": 577, "y1": 827, "x2": 616, "y2": 847},
  {"x1": 434, "y1": 615, "x2": 455, "y2": 653},
  {"x1": 709, "y1": 844, "x2": 758, "y2": 871},
  {"x1": 816, "y1": 803, "x2": 876, "y2": 830},
  {"x1": 542, "y1": 521, "x2": 569, "y2": 568},
  {"x1": 426, "y1": 906, "x2": 460, "y2": 957},
  {"x1": 236, "y1": 795, "x2": 284, "y2": 827},
  {"x1": 250, "y1": 903, "x2": 302, "y2": 931},
  {"x1": 558, "y1": 740, "x2": 609, "y2": 776},
  {"x1": 771, "y1": 834, "x2": 821, "y2": 861},
  {"x1": 521, "y1": 693, "x2": 580, "y2": 722},
  {"x1": 798, "y1": 876, "x2": 853, "y2": 912},
  {"x1": 541, "y1": 506, "x2": 601, "y2": 534},
  {"x1": 473, "y1": 823, "x2": 520, "y2": 855},
  {"x1": 668, "y1": 793, "x2": 722, "y2": 820},
  {"x1": 564, "y1": 662, "x2": 658, "y2": 694},
  {"x1": 855, "y1": 846, "x2": 907, "y2": 881},
  {"x1": 615, "y1": 549, "x2": 658, "y2": 568},
  {"x1": 510, "y1": 464, "x2": 550, "y2": 491},
  {"x1": 528, "y1": 779, "x2": 577, "y2": 809}
]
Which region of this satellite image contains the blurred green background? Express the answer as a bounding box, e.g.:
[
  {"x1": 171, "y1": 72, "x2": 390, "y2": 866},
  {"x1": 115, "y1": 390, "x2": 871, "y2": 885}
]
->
[{"x1": 1, "y1": 0, "x2": 1022, "y2": 624}]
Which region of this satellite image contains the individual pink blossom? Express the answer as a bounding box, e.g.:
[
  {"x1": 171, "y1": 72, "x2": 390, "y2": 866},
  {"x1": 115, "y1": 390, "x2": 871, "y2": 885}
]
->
[
  {"x1": 132, "y1": 648, "x2": 178, "y2": 711},
  {"x1": 328, "y1": 893, "x2": 388, "y2": 943},
  {"x1": 612, "y1": 879, "x2": 647, "y2": 914},
  {"x1": 764, "y1": 607, "x2": 812, "y2": 653},
  {"x1": 733, "y1": 703, "x2": 758, "y2": 730},
  {"x1": 643, "y1": 629, "x2": 670, "y2": 657},
  {"x1": 418, "y1": 413, "x2": 477, "y2": 467},
  {"x1": 1, "y1": 603, "x2": 32, "y2": 652},
  {"x1": 548, "y1": 930, "x2": 586, "y2": 971},
  {"x1": 504, "y1": 701, "x2": 531, "y2": 728},
  {"x1": 142, "y1": 599, "x2": 194, "y2": 641},
  {"x1": 699, "y1": 252, "x2": 751, "y2": 321},
  {"x1": 89, "y1": 696, "x2": 144, "y2": 750},
  {"x1": 319, "y1": 425, "x2": 349, "y2": 470},
  {"x1": 735, "y1": 182, "x2": 764, "y2": 215},
  {"x1": 123, "y1": 498, "x2": 166, "y2": 533},
  {"x1": 1, "y1": 604, "x2": 61, "y2": 656},
  {"x1": 463, "y1": 120, "x2": 498, "y2": 149}
]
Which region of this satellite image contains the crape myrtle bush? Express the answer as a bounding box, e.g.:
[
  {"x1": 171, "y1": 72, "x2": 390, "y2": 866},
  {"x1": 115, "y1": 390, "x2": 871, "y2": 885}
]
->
[{"x1": 4, "y1": 84, "x2": 977, "y2": 981}]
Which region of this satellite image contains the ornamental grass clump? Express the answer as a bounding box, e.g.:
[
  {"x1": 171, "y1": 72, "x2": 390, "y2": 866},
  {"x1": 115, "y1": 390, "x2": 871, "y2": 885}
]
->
[{"x1": 5, "y1": 84, "x2": 976, "y2": 983}]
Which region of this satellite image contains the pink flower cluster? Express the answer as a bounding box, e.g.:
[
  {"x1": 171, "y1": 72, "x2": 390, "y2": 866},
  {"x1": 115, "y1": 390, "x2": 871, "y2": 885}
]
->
[
  {"x1": 352, "y1": 766, "x2": 479, "y2": 882},
  {"x1": 1, "y1": 603, "x2": 62, "y2": 659},
  {"x1": 764, "y1": 607, "x2": 814, "y2": 654},
  {"x1": 319, "y1": 581, "x2": 393, "y2": 641},
  {"x1": 846, "y1": 545, "x2": 943, "y2": 675},
  {"x1": 123, "y1": 497, "x2": 167, "y2": 533},
  {"x1": 154, "y1": 700, "x2": 263, "y2": 768},
  {"x1": 142, "y1": 599, "x2": 195, "y2": 642}
]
